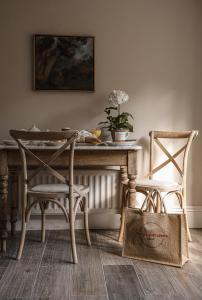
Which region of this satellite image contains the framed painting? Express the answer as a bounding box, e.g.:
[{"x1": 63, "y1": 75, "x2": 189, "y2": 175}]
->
[{"x1": 34, "y1": 34, "x2": 94, "y2": 91}]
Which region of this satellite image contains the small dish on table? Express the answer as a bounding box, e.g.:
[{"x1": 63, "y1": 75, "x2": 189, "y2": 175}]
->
[
  {"x1": 2, "y1": 140, "x2": 17, "y2": 146},
  {"x1": 106, "y1": 140, "x2": 136, "y2": 146},
  {"x1": 45, "y1": 140, "x2": 65, "y2": 146}
]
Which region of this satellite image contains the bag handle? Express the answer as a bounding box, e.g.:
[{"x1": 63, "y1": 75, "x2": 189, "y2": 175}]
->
[
  {"x1": 140, "y1": 190, "x2": 185, "y2": 214},
  {"x1": 162, "y1": 191, "x2": 185, "y2": 214},
  {"x1": 140, "y1": 191, "x2": 168, "y2": 214},
  {"x1": 160, "y1": 198, "x2": 168, "y2": 214},
  {"x1": 144, "y1": 197, "x2": 156, "y2": 212}
]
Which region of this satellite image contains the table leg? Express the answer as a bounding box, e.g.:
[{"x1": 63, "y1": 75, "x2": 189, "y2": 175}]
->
[
  {"x1": 10, "y1": 169, "x2": 18, "y2": 236},
  {"x1": 118, "y1": 175, "x2": 136, "y2": 242},
  {"x1": 118, "y1": 166, "x2": 128, "y2": 242},
  {"x1": 127, "y1": 150, "x2": 137, "y2": 208},
  {"x1": 0, "y1": 151, "x2": 8, "y2": 252},
  {"x1": 128, "y1": 174, "x2": 137, "y2": 208}
]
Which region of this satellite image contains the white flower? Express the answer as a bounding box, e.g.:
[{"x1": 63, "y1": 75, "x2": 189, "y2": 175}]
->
[{"x1": 108, "y1": 90, "x2": 129, "y2": 107}]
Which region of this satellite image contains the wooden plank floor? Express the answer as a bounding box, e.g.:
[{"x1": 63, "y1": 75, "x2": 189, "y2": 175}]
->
[{"x1": 0, "y1": 229, "x2": 201, "y2": 300}]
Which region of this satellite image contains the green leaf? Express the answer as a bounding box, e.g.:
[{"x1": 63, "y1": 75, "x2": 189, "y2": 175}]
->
[
  {"x1": 99, "y1": 105, "x2": 134, "y2": 132},
  {"x1": 106, "y1": 106, "x2": 118, "y2": 110},
  {"x1": 104, "y1": 106, "x2": 117, "y2": 115},
  {"x1": 98, "y1": 121, "x2": 109, "y2": 125},
  {"x1": 121, "y1": 112, "x2": 134, "y2": 119}
]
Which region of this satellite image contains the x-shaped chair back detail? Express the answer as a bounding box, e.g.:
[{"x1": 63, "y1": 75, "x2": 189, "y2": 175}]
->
[
  {"x1": 149, "y1": 130, "x2": 198, "y2": 197},
  {"x1": 10, "y1": 129, "x2": 91, "y2": 263},
  {"x1": 10, "y1": 130, "x2": 79, "y2": 196}
]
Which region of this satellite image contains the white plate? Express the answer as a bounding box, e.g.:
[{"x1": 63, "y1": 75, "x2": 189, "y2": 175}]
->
[
  {"x1": 76, "y1": 143, "x2": 96, "y2": 146},
  {"x1": 76, "y1": 142, "x2": 108, "y2": 146},
  {"x1": 106, "y1": 140, "x2": 136, "y2": 146},
  {"x1": 2, "y1": 140, "x2": 16, "y2": 145},
  {"x1": 45, "y1": 141, "x2": 63, "y2": 146}
]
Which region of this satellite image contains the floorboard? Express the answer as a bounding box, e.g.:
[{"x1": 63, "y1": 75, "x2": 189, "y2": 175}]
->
[
  {"x1": 0, "y1": 266, "x2": 6, "y2": 280},
  {"x1": 133, "y1": 260, "x2": 178, "y2": 299},
  {"x1": 164, "y1": 230, "x2": 202, "y2": 300},
  {"x1": 163, "y1": 266, "x2": 202, "y2": 300},
  {"x1": 0, "y1": 235, "x2": 18, "y2": 267},
  {"x1": 0, "y1": 231, "x2": 47, "y2": 299},
  {"x1": 0, "y1": 229, "x2": 201, "y2": 300},
  {"x1": 104, "y1": 265, "x2": 145, "y2": 299},
  {"x1": 71, "y1": 230, "x2": 108, "y2": 299},
  {"x1": 71, "y1": 296, "x2": 108, "y2": 300},
  {"x1": 31, "y1": 230, "x2": 72, "y2": 300},
  {"x1": 95, "y1": 230, "x2": 132, "y2": 265}
]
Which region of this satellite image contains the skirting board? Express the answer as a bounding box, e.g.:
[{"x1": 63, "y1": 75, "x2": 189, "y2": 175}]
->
[
  {"x1": 168, "y1": 206, "x2": 202, "y2": 228},
  {"x1": 186, "y1": 206, "x2": 202, "y2": 228},
  {"x1": 11, "y1": 206, "x2": 202, "y2": 231}
]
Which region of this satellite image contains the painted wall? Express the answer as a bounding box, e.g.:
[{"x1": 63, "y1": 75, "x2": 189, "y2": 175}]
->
[{"x1": 0, "y1": 0, "x2": 201, "y2": 206}]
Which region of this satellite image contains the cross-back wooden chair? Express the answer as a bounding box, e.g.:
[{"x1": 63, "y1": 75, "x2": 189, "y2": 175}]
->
[
  {"x1": 119, "y1": 130, "x2": 198, "y2": 242},
  {"x1": 10, "y1": 129, "x2": 91, "y2": 264}
]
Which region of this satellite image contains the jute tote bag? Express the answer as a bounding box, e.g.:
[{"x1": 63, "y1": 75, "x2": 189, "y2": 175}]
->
[{"x1": 122, "y1": 208, "x2": 189, "y2": 267}]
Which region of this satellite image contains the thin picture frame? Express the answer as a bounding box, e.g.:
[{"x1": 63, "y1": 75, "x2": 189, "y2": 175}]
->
[{"x1": 33, "y1": 34, "x2": 95, "y2": 91}]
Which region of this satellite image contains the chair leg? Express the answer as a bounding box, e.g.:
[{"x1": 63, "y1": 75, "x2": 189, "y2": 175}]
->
[
  {"x1": 69, "y1": 212, "x2": 78, "y2": 264},
  {"x1": 16, "y1": 215, "x2": 27, "y2": 260},
  {"x1": 40, "y1": 205, "x2": 46, "y2": 243},
  {"x1": 83, "y1": 197, "x2": 91, "y2": 246},
  {"x1": 185, "y1": 212, "x2": 192, "y2": 242},
  {"x1": 176, "y1": 192, "x2": 192, "y2": 242},
  {"x1": 182, "y1": 201, "x2": 192, "y2": 242},
  {"x1": 118, "y1": 185, "x2": 128, "y2": 242},
  {"x1": 183, "y1": 205, "x2": 192, "y2": 242},
  {"x1": 118, "y1": 206, "x2": 127, "y2": 242}
]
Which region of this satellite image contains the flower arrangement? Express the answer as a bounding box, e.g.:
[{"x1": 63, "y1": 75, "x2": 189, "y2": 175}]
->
[
  {"x1": 99, "y1": 90, "x2": 133, "y2": 132},
  {"x1": 108, "y1": 90, "x2": 129, "y2": 107}
]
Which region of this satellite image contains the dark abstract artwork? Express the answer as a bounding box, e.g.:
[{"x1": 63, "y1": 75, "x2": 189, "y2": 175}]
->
[{"x1": 34, "y1": 35, "x2": 94, "y2": 91}]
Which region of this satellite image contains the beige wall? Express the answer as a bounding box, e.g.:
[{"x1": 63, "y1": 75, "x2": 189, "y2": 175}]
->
[{"x1": 0, "y1": 0, "x2": 201, "y2": 206}]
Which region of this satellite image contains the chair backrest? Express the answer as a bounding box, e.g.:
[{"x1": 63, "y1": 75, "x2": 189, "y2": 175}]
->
[
  {"x1": 10, "y1": 130, "x2": 79, "y2": 194},
  {"x1": 149, "y1": 130, "x2": 198, "y2": 192}
]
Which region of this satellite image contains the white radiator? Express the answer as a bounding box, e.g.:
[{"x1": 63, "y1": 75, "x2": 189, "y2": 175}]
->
[{"x1": 26, "y1": 169, "x2": 121, "y2": 215}]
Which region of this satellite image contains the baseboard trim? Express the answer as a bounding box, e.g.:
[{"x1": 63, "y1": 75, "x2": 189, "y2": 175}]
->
[
  {"x1": 161, "y1": 206, "x2": 202, "y2": 228},
  {"x1": 12, "y1": 206, "x2": 202, "y2": 231},
  {"x1": 186, "y1": 206, "x2": 202, "y2": 228},
  {"x1": 14, "y1": 211, "x2": 121, "y2": 231}
]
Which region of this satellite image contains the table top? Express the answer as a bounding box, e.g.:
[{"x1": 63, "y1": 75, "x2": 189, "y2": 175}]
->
[{"x1": 0, "y1": 141, "x2": 142, "y2": 151}]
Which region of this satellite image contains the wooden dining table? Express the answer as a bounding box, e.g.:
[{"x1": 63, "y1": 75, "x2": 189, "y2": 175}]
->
[{"x1": 0, "y1": 142, "x2": 142, "y2": 252}]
